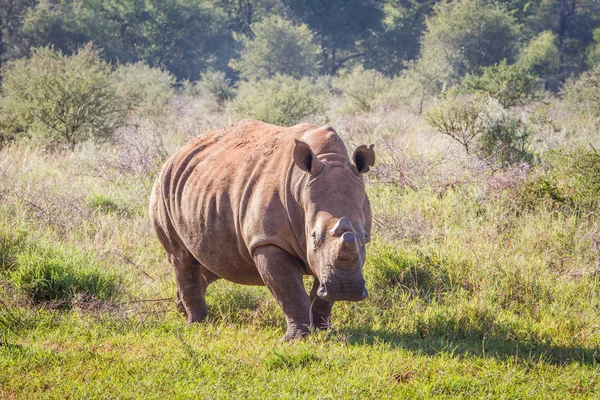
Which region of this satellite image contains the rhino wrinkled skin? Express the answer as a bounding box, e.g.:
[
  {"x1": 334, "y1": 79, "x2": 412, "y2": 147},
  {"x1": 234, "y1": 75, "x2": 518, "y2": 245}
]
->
[{"x1": 149, "y1": 119, "x2": 375, "y2": 340}]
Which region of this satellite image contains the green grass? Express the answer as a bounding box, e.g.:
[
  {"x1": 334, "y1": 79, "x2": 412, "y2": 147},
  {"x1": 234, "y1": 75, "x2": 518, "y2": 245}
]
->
[
  {"x1": 1, "y1": 119, "x2": 600, "y2": 397},
  {"x1": 1, "y1": 312, "x2": 599, "y2": 399}
]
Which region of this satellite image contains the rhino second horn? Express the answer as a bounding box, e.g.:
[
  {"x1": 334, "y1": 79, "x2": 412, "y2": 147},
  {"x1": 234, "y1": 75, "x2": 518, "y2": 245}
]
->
[
  {"x1": 330, "y1": 217, "x2": 354, "y2": 236},
  {"x1": 340, "y1": 232, "x2": 358, "y2": 252}
]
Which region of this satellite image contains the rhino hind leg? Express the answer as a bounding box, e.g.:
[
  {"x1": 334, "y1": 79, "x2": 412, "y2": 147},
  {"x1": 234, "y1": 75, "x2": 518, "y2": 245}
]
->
[
  {"x1": 169, "y1": 251, "x2": 220, "y2": 323},
  {"x1": 151, "y1": 201, "x2": 219, "y2": 323},
  {"x1": 309, "y1": 278, "x2": 334, "y2": 330}
]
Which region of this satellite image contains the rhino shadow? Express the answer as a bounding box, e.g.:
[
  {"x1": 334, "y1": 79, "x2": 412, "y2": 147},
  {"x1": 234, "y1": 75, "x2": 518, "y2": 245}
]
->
[{"x1": 340, "y1": 325, "x2": 600, "y2": 366}]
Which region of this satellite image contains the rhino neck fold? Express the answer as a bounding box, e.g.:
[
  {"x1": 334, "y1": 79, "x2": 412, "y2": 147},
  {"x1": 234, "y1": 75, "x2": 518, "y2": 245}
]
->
[{"x1": 284, "y1": 159, "x2": 310, "y2": 267}]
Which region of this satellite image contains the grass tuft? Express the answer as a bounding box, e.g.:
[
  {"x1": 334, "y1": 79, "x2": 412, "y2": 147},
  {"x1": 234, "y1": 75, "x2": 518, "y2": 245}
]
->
[{"x1": 263, "y1": 349, "x2": 321, "y2": 370}]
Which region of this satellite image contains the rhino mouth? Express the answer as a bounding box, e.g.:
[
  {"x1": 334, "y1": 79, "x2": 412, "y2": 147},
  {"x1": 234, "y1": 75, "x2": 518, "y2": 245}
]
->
[{"x1": 317, "y1": 277, "x2": 368, "y2": 303}]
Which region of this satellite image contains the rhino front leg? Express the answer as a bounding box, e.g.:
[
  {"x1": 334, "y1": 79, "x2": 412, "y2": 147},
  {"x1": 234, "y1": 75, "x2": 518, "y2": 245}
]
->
[
  {"x1": 253, "y1": 245, "x2": 311, "y2": 341},
  {"x1": 309, "y1": 278, "x2": 334, "y2": 330}
]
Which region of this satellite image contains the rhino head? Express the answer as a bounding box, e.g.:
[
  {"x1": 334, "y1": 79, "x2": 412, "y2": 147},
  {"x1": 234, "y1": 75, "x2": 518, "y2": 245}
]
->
[{"x1": 293, "y1": 135, "x2": 375, "y2": 303}]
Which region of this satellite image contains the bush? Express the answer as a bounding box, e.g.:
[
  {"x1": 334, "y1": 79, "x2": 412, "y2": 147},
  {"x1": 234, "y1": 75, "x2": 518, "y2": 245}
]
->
[
  {"x1": 517, "y1": 31, "x2": 560, "y2": 78},
  {"x1": 587, "y1": 28, "x2": 600, "y2": 67},
  {"x1": 424, "y1": 92, "x2": 491, "y2": 154},
  {"x1": 520, "y1": 148, "x2": 600, "y2": 212},
  {"x1": 476, "y1": 102, "x2": 533, "y2": 167},
  {"x1": 0, "y1": 44, "x2": 125, "y2": 148},
  {"x1": 425, "y1": 92, "x2": 532, "y2": 167},
  {"x1": 86, "y1": 193, "x2": 134, "y2": 217},
  {"x1": 10, "y1": 247, "x2": 120, "y2": 307},
  {"x1": 195, "y1": 70, "x2": 235, "y2": 106},
  {"x1": 230, "y1": 16, "x2": 321, "y2": 80},
  {"x1": 112, "y1": 62, "x2": 175, "y2": 116},
  {"x1": 232, "y1": 75, "x2": 325, "y2": 126},
  {"x1": 461, "y1": 61, "x2": 541, "y2": 108},
  {"x1": 368, "y1": 246, "x2": 454, "y2": 301},
  {"x1": 0, "y1": 224, "x2": 121, "y2": 308},
  {"x1": 562, "y1": 65, "x2": 600, "y2": 117},
  {"x1": 332, "y1": 66, "x2": 391, "y2": 112}
]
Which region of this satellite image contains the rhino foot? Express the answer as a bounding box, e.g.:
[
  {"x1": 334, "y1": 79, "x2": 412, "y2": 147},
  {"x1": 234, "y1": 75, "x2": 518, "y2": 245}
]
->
[{"x1": 280, "y1": 326, "x2": 310, "y2": 342}]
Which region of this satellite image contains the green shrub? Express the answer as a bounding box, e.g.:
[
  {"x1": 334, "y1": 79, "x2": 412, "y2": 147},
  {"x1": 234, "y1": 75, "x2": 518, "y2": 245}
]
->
[
  {"x1": 517, "y1": 31, "x2": 559, "y2": 77},
  {"x1": 86, "y1": 193, "x2": 133, "y2": 217},
  {"x1": 587, "y1": 28, "x2": 600, "y2": 67},
  {"x1": 425, "y1": 92, "x2": 532, "y2": 167},
  {"x1": 367, "y1": 245, "x2": 457, "y2": 302},
  {"x1": 0, "y1": 223, "x2": 120, "y2": 308},
  {"x1": 192, "y1": 70, "x2": 235, "y2": 106},
  {"x1": 0, "y1": 44, "x2": 125, "y2": 148},
  {"x1": 0, "y1": 224, "x2": 28, "y2": 272},
  {"x1": 332, "y1": 66, "x2": 391, "y2": 113},
  {"x1": 520, "y1": 149, "x2": 600, "y2": 212},
  {"x1": 232, "y1": 75, "x2": 325, "y2": 126},
  {"x1": 460, "y1": 61, "x2": 541, "y2": 108},
  {"x1": 477, "y1": 102, "x2": 533, "y2": 167},
  {"x1": 230, "y1": 16, "x2": 321, "y2": 80},
  {"x1": 562, "y1": 65, "x2": 600, "y2": 117},
  {"x1": 112, "y1": 62, "x2": 175, "y2": 116},
  {"x1": 424, "y1": 92, "x2": 492, "y2": 154},
  {"x1": 10, "y1": 245, "x2": 120, "y2": 307}
]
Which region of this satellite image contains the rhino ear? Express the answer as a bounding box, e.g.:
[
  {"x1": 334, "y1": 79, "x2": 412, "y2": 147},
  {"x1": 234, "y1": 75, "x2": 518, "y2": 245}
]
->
[
  {"x1": 294, "y1": 139, "x2": 323, "y2": 174},
  {"x1": 353, "y1": 144, "x2": 376, "y2": 173}
]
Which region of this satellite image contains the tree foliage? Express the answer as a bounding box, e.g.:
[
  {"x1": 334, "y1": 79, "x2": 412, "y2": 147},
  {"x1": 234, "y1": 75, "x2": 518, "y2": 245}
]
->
[
  {"x1": 282, "y1": 0, "x2": 384, "y2": 74},
  {"x1": 424, "y1": 92, "x2": 532, "y2": 167},
  {"x1": 232, "y1": 75, "x2": 325, "y2": 126},
  {"x1": 112, "y1": 62, "x2": 175, "y2": 116},
  {"x1": 0, "y1": 44, "x2": 125, "y2": 148},
  {"x1": 562, "y1": 64, "x2": 600, "y2": 117},
  {"x1": 461, "y1": 61, "x2": 541, "y2": 108},
  {"x1": 417, "y1": 0, "x2": 519, "y2": 87},
  {"x1": 230, "y1": 15, "x2": 321, "y2": 80},
  {"x1": 16, "y1": 0, "x2": 232, "y2": 80},
  {"x1": 332, "y1": 66, "x2": 391, "y2": 112},
  {"x1": 588, "y1": 28, "x2": 600, "y2": 67},
  {"x1": 518, "y1": 31, "x2": 560, "y2": 78}
]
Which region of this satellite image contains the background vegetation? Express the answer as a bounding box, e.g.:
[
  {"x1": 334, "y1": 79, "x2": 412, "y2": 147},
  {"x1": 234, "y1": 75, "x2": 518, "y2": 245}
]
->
[{"x1": 1, "y1": 0, "x2": 600, "y2": 398}]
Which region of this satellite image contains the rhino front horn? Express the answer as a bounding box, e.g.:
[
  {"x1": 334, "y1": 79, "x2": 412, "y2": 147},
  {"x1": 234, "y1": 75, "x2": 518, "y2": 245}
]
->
[{"x1": 330, "y1": 217, "x2": 354, "y2": 236}]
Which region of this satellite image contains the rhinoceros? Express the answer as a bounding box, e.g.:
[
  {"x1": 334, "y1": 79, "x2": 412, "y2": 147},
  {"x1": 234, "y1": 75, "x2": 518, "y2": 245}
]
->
[{"x1": 149, "y1": 119, "x2": 375, "y2": 340}]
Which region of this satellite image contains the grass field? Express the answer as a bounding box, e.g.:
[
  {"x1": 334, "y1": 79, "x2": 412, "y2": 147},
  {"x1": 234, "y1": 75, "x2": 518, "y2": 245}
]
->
[{"x1": 1, "y1": 101, "x2": 600, "y2": 398}]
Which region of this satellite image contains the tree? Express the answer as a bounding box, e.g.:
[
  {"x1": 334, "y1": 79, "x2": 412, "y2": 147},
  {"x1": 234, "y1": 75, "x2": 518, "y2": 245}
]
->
[
  {"x1": 283, "y1": 0, "x2": 384, "y2": 75},
  {"x1": 0, "y1": 44, "x2": 125, "y2": 148},
  {"x1": 210, "y1": 0, "x2": 280, "y2": 36},
  {"x1": 112, "y1": 62, "x2": 175, "y2": 116},
  {"x1": 136, "y1": 0, "x2": 232, "y2": 79},
  {"x1": 587, "y1": 28, "x2": 600, "y2": 67},
  {"x1": 417, "y1": 0, "x2": 519, "y2": 87},
  {"x1": 230, "y1": 15, "x2": 321, "y2": 80},
  {"x1": 17, "y1": 0, "x2": 233, "y2": 80},
  {"x1": 0, "y1": 0, "x2": 37, "y2": 65},
  {"x1": 232, "y1": 75, "x2": 325, "y2": 126},
  {"x1": 562, "y1": 64, "x2": 600, "y2": 117},
  {"x1": 518, "y1": 31, "x2": 560, "y2": 77},
  {"x1": 425, "y1": 92, "x2": 532, "y2": 168},
  {"x1": 461, "y1": 61, "x2": 541, "y2": 108},
  {"x1": 332, "y1": 66, "x2": 391, "y2": 112},
  {"x1": 361, "y1": 0, "x2": 436, "y2": 76}
]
